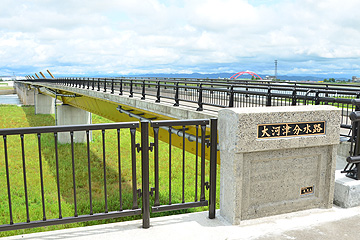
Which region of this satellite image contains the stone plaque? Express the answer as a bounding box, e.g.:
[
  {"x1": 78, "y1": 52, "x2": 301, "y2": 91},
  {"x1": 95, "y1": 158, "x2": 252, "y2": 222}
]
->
[{"x1": 257, "y1": 121, "x2": 325, "y2": 139}]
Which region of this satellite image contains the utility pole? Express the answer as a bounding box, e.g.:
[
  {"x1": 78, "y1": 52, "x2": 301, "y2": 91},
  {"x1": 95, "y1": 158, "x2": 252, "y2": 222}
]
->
[{"x1": 274, "y1": 60, "x2": 278, "y2": 81}]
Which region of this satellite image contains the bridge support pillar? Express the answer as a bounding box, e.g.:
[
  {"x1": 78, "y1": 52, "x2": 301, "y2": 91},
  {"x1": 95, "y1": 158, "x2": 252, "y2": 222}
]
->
[
  {"x1": 57, "y1": 104, "x2": 91, "y2": 144},
  {"x1": 218, "y1": 105, "x2": 340, "y2": 224},
  {"x1": 35, "y1": 93, "x2": 55, "y2": 114},
  {"x1": 15, "y1": 83, "x2": 35, "y2": 105}
]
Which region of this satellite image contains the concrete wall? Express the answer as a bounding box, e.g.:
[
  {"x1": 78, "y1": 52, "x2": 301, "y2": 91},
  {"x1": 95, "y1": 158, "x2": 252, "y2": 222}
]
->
[{"x1": 218, "y1": 105, "x2": 341, "y2": 224}]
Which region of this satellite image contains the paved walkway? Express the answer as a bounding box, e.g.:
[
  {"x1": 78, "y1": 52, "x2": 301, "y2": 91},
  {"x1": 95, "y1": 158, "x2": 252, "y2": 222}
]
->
[{"x1": 3, "y1": 205, "x2": 360, "y2": 240}]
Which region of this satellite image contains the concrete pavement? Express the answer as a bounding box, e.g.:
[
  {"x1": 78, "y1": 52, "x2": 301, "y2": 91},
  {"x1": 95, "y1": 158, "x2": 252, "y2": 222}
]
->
[{"x1": 3, "y1": 205, "x2": 360, "y2": 240}]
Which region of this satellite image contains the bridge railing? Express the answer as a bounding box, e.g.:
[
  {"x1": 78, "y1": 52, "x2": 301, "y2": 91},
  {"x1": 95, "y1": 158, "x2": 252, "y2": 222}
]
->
[
  {"x1": 0, "y1": 119, "x2": 218, "y2": 232},
  {"x1": 19, "y1": 77, "x2": 359, "y2": 137}
]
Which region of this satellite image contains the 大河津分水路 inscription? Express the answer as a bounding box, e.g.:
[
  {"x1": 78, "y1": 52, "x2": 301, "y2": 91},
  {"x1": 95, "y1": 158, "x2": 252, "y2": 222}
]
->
[{"x1": 258, "y1": 121, "x2": 325, "y2": 139}]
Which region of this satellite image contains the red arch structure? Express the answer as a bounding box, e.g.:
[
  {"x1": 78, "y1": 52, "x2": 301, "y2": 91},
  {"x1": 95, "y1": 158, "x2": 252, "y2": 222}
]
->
[{"x1": 230, "y1": 71, "x2": 263, "y2": 80}]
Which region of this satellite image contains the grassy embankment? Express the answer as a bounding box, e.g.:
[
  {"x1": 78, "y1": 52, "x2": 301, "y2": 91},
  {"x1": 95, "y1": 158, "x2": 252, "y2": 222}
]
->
[{"x1": 0, "y1": 105, "x2": 219, "y2": 237}]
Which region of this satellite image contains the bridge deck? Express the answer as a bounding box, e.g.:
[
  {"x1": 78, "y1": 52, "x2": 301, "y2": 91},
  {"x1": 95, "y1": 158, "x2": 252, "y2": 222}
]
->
[{"x1": 18, "y1": 81, "x2": 350, "y2": 149}]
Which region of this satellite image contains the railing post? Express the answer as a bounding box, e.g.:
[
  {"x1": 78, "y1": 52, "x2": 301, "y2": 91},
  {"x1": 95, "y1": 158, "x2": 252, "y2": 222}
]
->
[
  {"x1": 92, "y1": 78, "x2": 95, "y2": 90},
  {"x1": 111, "y1": 79, "x2": 114, "y2": 94},
  {"x1": 119, "y1": 79, "x2": 123, "y2": 95},
  {"x1": 291, "y1": 88, "x2": 297, "y2": 106},
  {"x1": 97, "y1": 78, "x2": 100, "y2": 91},
  {"x1": 141, "y1": 80, "x2": 146, "y2": 100},
  {"x1": 129, "y1": 80, "x2": 133, "y2": 97},
  {"x1": 324, "y1": 85, "x2": 329, "y2": 105},
  {"x1": 156, "y1": 81, "x2": 160, "y2": 103},
  {"x1": 103, "y1": 79, "x2": 107, "y2": 92},
  {"x1": 197, "y1": 84, "x2": 203, "y2": 111},
  {"x1": 141, "y1": 120, "x2": 150, "y2": 228},
  {"x1": 82, "y1": 78, "x2": 86, "y2": 89},
  {"x1": 209, "y1": 118, "x2": 217, "y2": 219},
  {"x1": 174, "y1": 82, "x2": 179, "y2": 106},
  {"x1": 228, "y1": 86, "x2": 234, "y2": 107},
  {"x1": 266, "y1": 87, "x2": 272, "y2": 106},
  {"x1": 315, "y1": 90, "x2": 320, "y2": 105}
]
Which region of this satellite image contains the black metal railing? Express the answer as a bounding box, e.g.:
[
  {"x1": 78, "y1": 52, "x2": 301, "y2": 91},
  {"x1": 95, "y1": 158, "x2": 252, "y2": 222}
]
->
[
  {"x1": 0, "y1": 119, "x2": 217, "y2": 232},
  {"x1": 342, "y1": 100, "x2": 360, "y2": 180},
  {"x1": 17, "y1": 77, "x2": 360, "y2": 136},
  {"x1": 149, "y1": 119, "x2": 217, "y2": 219}
]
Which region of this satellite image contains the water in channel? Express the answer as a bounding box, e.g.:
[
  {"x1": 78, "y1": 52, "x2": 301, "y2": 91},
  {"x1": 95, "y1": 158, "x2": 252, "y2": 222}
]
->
[{"x1": 0, "y1": 94, "x2": 21, "y2": 105}]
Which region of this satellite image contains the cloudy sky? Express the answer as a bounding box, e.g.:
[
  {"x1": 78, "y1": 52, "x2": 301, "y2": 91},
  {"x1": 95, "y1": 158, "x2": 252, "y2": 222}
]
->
[{"x1": 1, "y1": 0, "x2": 360, "y2": 78}]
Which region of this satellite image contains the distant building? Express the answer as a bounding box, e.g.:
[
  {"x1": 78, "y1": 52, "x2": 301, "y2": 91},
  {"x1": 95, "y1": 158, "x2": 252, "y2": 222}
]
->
[
  {"x1": 352, "y1": 76, "x2": 360, "y2": 82},
  {"x1": 0, "y1": 76, "x2": 13, "y2": 81},
  {"x1": 0, "y1": 76, "x2": 23, "y2": 81},
  {"x1": 264, "y1": 76, "x2": 276, "y2": 80}
]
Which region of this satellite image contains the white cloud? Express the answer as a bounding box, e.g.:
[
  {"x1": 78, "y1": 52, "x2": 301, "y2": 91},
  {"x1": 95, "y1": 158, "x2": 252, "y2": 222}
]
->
[{"x1": 1, "y1": 0, "x2": 360, "y2": 77}]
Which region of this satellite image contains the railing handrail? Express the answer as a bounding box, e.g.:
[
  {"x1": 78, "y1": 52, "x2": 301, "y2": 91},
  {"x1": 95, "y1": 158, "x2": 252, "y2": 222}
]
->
[
  {"x1": 17, "y1": 77, "x2": 360, "y2": 92},
  {"x1": 0, "y1": 122, "x2": 139, "y2": 135}
]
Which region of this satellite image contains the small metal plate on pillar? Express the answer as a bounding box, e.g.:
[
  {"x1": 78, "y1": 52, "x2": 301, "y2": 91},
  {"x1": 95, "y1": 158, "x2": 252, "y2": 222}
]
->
[
  {"x1": 300, "y1": 186, "x2": 314, "y2": 196},
  {"x1": 257, "y1": 121, "x2": 326, "y2": 139}
]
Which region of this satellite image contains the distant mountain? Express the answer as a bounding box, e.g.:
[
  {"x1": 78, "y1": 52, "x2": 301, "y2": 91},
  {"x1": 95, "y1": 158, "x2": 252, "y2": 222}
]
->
[
  {"x1": 127, "y1": 73, "x2": 340, "y2": 82},
  {"x1": 56, "y1": 72, "x2": 351, "y2": 82}
]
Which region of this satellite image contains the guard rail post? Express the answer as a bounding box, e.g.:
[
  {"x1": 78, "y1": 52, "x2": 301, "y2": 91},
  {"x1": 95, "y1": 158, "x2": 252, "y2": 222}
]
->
[
  {"x1": 141, "y1": 120, "x2": 150, "y2": 228},
  {"x1": 174, "y1": 82, "x2": 179, "y2": 106},
  {"x1": 266, "y1": 87, "x2": 272, "y2": 106},
  {"x1": 228, "y1": 86, "x2": 234, "y2": 108},
  {"x1": 156, "y1": 81, "x2": 160, "y2": 103},
  {"x1": 197, "y1": 84, "x2": 203, "y2": 111}
]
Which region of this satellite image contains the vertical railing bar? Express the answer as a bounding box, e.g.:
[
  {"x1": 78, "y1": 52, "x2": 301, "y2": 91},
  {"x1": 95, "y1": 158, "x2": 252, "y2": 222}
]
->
[
  {"x1": 153, "y1": 127, "x2": 160, "y2": 206},
  {"x1": 182, "y1": 125, "x2": 185, "y2": 203},
  {"x1": 130, "y1": 128, "x2": 138, "y2": 209},
  {"x1": 119, "y1": 79, "x2": 123, "y2": 95},
  {"x1": 54, "y1": 132, "x2": 62, "y2": 219},
  {"x1": 70, "y1": 131, "x2": 78, "y2": 217},
  {"x1": 141, "y1": 80, "x2": 146, "y2": 100},
  {"x1": 129, "y1": 80, "x2": 133, "y2": 97},
  {"x1": 195, "y1": 125, "x2": 199, "y2": 202},
  {"x1": 86, "y1": 130, "x2": 93, "y2": 215},
  {"x1": 209, "y1": 119, "x2": 218, "y2": 219},
  {"x1": 37, "y1": 133, "x2": 46, "y2": 221},
  {"x1": 103, "y1": 78, "x2": 107, "y2": 92},
  {"x1": 200, "y1": 124, "x2": 206, "y2": 201},
  {"x1": 141, "y1": 120, "x2": 150, "y2": 228},
  {"x1": 117, "y1": 129, "x2": 123, "y2": 211},
  {"x1": 102, "y1": 129, "x2": 108, "y2": 213},
  {"x1": 111, "y1": 79, "x2": 114, "y2": 94},
  {"x1": 168, "y1": 127, "x2": 172, "y2": 205},
  {"x1": 3, "y1": 135, "x2": 14, "y2": 224},
  {"x1": 20, "y1": 134, "x2": 30, "y2": 223},
  {"x1": 156, "y1": 81, "x2": 160, "y2": 103}
]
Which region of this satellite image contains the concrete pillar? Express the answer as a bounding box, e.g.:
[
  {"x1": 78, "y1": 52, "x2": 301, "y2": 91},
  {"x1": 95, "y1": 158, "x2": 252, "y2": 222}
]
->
[
  {"x1": 35, "y1": 93, "x2": 55, "y2": 114},
  {"x1": 57, "y1": 104, "x2": 91, "y2": 144},
  {"x1": 218, "y1": 105, "x2": 341, "y2": 224},
  {"x1": 15, "y1": 83, "x2": 35, "y2": 105}
]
